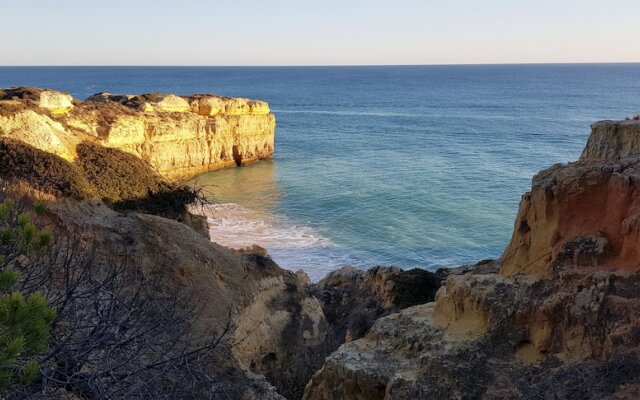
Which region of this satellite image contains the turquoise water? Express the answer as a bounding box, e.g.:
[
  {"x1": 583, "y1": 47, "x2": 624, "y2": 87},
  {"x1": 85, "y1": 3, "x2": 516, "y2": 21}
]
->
[{"x1": 1, "y1": 65, "x2": 639, "y2": 279}]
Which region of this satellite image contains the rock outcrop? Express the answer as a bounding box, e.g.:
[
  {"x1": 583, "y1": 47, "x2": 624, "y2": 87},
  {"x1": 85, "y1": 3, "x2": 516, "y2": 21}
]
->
[
  {"x1": 304, "y1": 119, "x2": 640, "y2": 400},
  {"x1": 258, "y1": 266, "x2": 447, "y2": 399},
  {"x1": 0, "y1": 87, "x2": 275, "y2": 180},
  {"x1": 501, "y1": 120, "x2": 640, "y2": 278},
  {"x1": 46, "y1": 200, "x2": 325, "y2": 399},
  {"x1": 500, "y1": 157, "x2": 640, "y2": 278},
  {"x1": 311, "y1": 266, "x2": 446, "y2": 343},
  {"x1": 305, "y1": 267, "x2": 640, "y2": 399},
  {"x1": 581, "y1": 119, "x2": 640, "y2": 161}
]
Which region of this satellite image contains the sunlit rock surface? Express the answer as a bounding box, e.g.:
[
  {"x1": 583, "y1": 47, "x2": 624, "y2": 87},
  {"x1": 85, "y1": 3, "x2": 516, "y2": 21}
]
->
[{"x1": 0, "y1": 87, "x2": 275, "y2": 180}]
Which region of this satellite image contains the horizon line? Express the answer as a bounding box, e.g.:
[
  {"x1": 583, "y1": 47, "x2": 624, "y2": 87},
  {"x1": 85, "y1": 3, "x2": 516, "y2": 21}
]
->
[{"x1": 1, "y1": 61, "x2": 640, "y2": 68}]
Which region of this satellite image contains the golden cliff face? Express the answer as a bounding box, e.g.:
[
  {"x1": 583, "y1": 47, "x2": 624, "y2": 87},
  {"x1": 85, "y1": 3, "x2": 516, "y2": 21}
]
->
[
  {"x1": 0, "y1": 87, "x2": 275, "y2": 181},
  {"x1": 501, "y1": 120, "x2": 640, "y2": 278}
]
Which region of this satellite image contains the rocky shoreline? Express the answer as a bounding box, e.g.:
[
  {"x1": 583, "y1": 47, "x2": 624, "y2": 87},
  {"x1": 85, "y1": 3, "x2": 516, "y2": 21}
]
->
[{"x1": 0, "y1": 87, "x2": 639, "y2": 399}]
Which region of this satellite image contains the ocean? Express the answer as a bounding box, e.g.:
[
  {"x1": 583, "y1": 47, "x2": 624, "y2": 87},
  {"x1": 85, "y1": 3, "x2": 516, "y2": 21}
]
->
[{"x1": 1, "y1": 65, "x2": 639, "y2": 280}]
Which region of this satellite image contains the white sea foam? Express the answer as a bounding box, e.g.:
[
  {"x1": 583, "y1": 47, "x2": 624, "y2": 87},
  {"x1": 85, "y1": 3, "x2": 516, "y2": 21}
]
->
[
  {"x1": 189, "y1": 203, "x2": 463, "y2": 282},
  {"x1": 190, "y1": 203, "x2": 341, "y2": 280},
  {"x1": 193, "y1": 203, "x2": 332, "y2": 251}
]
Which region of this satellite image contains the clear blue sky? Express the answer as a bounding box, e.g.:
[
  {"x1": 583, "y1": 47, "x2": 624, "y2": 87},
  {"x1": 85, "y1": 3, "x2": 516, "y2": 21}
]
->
[{"x1": 1, "y1": 0, "x2": 639, "y2": 65}]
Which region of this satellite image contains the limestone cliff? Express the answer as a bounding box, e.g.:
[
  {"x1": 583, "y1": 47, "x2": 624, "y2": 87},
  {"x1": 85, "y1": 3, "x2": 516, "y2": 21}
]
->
[
  {"x1": 304, "y1": 119, "x2": 640, "y2": 400},
  {"x1": 0, "y1": 87, "x2": 275, "y2": 180}
]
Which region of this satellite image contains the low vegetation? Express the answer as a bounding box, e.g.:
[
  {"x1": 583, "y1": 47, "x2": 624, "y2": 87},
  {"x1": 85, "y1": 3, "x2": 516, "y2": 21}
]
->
[
  {"x1": 0, "y1": 198, "x2": 56, "y2": 392},
  {"x1": 0, "y1": 191, "x2": 233, "y2": 399},
  {"x1": 0, "y1": 139, "x2": 202, "y2": 218},
  {"x1": 75, "y1": 142, "x2": 170, "y2": 202},
  {"x1": 0, "y1": 139, "x2": 95, "y2": 198}
]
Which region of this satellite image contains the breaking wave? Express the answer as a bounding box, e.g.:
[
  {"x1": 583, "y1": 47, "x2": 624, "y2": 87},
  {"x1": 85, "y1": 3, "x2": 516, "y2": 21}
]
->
[{"x1": 197, "y1": 203, "x2": 331, "y2": 249}]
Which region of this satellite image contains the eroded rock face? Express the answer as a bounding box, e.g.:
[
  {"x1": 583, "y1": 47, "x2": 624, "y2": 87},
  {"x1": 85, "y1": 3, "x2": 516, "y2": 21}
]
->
[
  {"x1": 581, "y1": 120, "x2": 640, "y2": 161},
  {"x1": 269, "y1": 266, "x2": 445, "y2": 400},
  {"x1": 232, "y1": 271, "x2": 328, "y2": 387},
  {"x1": 501, "y1": 120, "x2": 640, "y2": 278},
  {"x1": 304, "y1": 267, "x2": 640, "y2": 400},
  {"x1": 303, "y1": 118, "x2": 640, "y2": 400},
  {"x1": 47, "y1": 200, "x2": 322, "y2": 399},
  {"x1": 0, "y1": 88, "x2": 275, "y2": 180},
  {"x1": 501, "y1": 157, "x2": 640, "y2": 278}
]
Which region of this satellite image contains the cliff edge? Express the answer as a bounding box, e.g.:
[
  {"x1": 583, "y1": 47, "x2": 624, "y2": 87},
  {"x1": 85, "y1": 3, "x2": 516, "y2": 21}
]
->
[{"x1": 0, "y1": 87, "x2": 275, "y2": 180}]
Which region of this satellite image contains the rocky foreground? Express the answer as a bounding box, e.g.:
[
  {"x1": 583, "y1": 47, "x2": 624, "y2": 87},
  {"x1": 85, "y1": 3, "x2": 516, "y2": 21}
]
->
[{"x1": 0, "y1": 88, "x2": 639, "y2": 399}]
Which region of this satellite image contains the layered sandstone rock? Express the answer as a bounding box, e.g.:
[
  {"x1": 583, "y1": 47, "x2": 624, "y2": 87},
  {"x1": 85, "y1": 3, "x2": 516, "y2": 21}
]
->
[
  {"x1": 0, "y1": 87, "x2": 275, "y2": 180},
  {"x1": 500, "y1": 157, "x2": 640, "y2": 278},
  {"x1": 304, "y1": 267, "x2": 640, "y2": 399},
  {"x1": 500, "y1": 121, "x2": 640, "y2": 278},
  {"x1": 303, "y1": 119, "x2": 640, "y2": 400}
]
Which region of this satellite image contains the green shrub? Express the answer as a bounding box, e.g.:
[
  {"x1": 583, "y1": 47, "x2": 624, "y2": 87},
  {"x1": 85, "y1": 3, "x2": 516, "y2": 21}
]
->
[
  {"x1": 0, "y1": 198, "x2": 56, "y2": 391},
  {"x1": 75, "y1": 142, "x2": 202, "y2": 216}
]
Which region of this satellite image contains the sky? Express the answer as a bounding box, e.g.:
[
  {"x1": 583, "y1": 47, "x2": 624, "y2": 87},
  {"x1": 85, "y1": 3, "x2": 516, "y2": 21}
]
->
[{"x1": 1, "y1": 0, "x2": 639, "y2": 66}]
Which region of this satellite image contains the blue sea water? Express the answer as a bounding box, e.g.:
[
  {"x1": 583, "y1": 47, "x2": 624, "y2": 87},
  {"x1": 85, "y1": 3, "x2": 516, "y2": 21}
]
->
[{"x1": 1, "y1": 65, "x2": 639, "y2": 280}]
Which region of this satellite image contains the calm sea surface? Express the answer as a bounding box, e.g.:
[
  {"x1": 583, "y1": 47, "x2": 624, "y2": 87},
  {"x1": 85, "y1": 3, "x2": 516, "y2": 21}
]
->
[{"x1": 1, "y1": 65, "x2": 639, "y2": 279}]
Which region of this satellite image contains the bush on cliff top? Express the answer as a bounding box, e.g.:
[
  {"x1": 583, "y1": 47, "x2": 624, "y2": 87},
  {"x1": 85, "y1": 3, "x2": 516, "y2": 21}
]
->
[
  {"x1": 75, "y1": 142, "x2": 170, "y2": 202},
  {"x1": 75, "y1": 142, "x2": 202, "y2": 217},
  {"x1": 0, "y1": 139, "x2": 200, "y2": 217},
  {"x1": 0, "y1": 139, "x2": 95, "y2": 198}
]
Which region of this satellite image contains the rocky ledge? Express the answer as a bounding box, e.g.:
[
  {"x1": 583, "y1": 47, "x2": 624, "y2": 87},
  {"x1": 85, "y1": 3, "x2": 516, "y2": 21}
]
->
[
  {"x1": 0, "y1": 87, "x2": 275, "y2": 180},
  {"x1": 303, "y1": 119, "x2": 640, "y2": 400}
]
